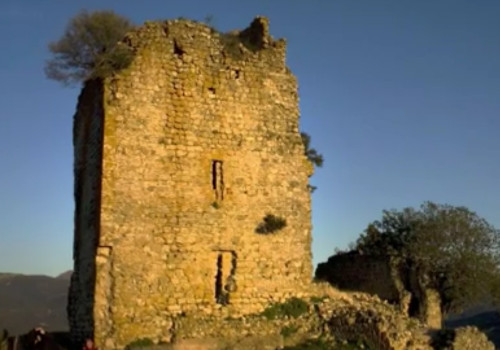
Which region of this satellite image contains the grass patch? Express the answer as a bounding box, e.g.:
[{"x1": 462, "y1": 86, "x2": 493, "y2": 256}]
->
[
  {"x1": 280, "y1": 325, "x2": 299, "y2": 338},
  {"x1": 310, "y1": 296, "x2": 327, "y2": 304},
  {"x1": 261, "y1": 297, "x2": 309, "y2": 320},
  {"x1": 125, "y1": 338, "x2": 154, "y2": 349}
]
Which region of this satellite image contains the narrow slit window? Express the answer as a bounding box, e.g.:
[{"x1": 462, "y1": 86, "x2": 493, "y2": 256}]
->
[
  {"x1": 212, "y1": 160, "x2": 224, "y2": 201},
  {"x1": 215, "y1": 254, "x2": 224, "y2": 304},
  {"x1": 214, "y1": 251, "x2": 236, "y2": 305}
]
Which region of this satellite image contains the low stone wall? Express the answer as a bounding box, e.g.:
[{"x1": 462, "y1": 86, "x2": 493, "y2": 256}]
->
[
  {"x1": 315, "y1": 252, "x2": 443, "y2": 329},
  {"x1": 316, "y1": 253, "x2": 403, "y2": 303}
]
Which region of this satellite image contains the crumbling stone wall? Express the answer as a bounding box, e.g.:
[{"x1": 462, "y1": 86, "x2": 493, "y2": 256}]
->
[
  {"x1": 408, "y1": 266, "x2": 442, "y2": 329},
  {"x1": 315, "y1": 252, "x2": 404, "y2": 304},
  {"x1": 70, "y1": 17, "x2": 313, "y2": 348},
  {"x1": 315, "y1": 252, "x2": 442, "y2": 329}
]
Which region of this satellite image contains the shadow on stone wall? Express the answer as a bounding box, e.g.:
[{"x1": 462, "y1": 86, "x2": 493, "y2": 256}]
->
[{"x1": 68, "y1": 79, "x2": 104, "y2": 346}]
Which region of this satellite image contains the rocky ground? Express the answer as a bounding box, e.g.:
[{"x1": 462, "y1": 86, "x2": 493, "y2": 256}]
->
[{"x1": 1, "y1": 274, "x2": 497, "y2": 349}]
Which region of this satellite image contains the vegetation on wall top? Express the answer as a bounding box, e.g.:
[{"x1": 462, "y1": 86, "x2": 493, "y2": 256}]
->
[{"x1": 45, "y1": 10, "x2": 135, "y2": 85}]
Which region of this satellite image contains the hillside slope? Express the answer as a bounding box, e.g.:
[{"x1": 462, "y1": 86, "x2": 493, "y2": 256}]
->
[{"x1": 0, "y1": 272, "x2": 70, "y2": 335}]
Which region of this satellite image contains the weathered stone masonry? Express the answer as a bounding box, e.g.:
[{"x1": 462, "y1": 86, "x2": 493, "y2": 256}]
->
[
  {"x1": 69, "y1": 17, "x2": 314, "y2": 348},
  {"x1": 315, "y1": 252, "x2": 443, "y2": 329}
]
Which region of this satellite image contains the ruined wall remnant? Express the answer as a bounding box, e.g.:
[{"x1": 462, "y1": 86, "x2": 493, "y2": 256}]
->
[
  {"x1": 315, "y1": 252, "x2": 442, "y2": 329},
  {"x1": 70, "y1": 17, "x2": 313, "y2": 348},
  {"x1": 315, "y1": 252, "x2": 404, "y2": 304}
]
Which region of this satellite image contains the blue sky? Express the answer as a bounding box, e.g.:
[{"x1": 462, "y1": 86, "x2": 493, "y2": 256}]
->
[{"x1": 0, "y1": 0, "x2": 499, "y2": 276}]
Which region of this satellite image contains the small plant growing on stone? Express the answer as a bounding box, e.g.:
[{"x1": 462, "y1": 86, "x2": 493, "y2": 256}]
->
[
  {"x1": 301, "y1": 132, "x2": 323, "y2": 168},
  {"x1": 203, "y1": 14, "x2": 215, "y2": 26},
  {"x1": 310, "y1": 296, "x2": 327, "y2": 304},
  {"x1": 301, "y1": 132, "x2": 323, "y2": 193},
  {"x1": 261, "y1": 297, "x2": 309, "y2": 320},
  {"x1": 255, "y1": 214, "x2": 287, "y2": 234},
  {"x1": 125, "y1": 338, "x2": 154, "y2": 350},
  {"x1": 280, "y1": 325, "x2": 299, "y2": 338}
]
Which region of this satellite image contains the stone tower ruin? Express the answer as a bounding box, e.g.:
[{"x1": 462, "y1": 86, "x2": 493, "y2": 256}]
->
[{"x1": 69, "y1": 17, "x2": 313, "y2": 348}]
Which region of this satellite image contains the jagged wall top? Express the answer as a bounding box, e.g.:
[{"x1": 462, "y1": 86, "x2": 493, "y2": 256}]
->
[{"x1": 121, "y1": 16, "x2": 288, "y2": 73}]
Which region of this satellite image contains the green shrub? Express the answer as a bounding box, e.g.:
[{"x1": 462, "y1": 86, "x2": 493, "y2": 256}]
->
[
  {"x1": 125, "y1": 338, "x2": 154, "y2": 349},
  {"x1": 310, "y1": 296, "x2": 327, "y2": 304},
  {"x1": 255, "y1": 214, "x2": 287, "y2": 234},
  {"x1": 261, "y1": 297, "x2": 309, "y2": 320},
  {"x1": 280, "y1": 325, "x2": 299, "y2": 338}
]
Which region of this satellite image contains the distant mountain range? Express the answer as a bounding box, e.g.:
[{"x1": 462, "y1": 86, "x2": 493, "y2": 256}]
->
[{"x1": 0, "y1": 272, "x2": 71, "y2": 335}]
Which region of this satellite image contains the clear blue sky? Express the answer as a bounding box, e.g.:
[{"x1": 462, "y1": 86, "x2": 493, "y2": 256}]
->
[{"x1": 1, "y1": 0, "x2": 499, "y2": 277}]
